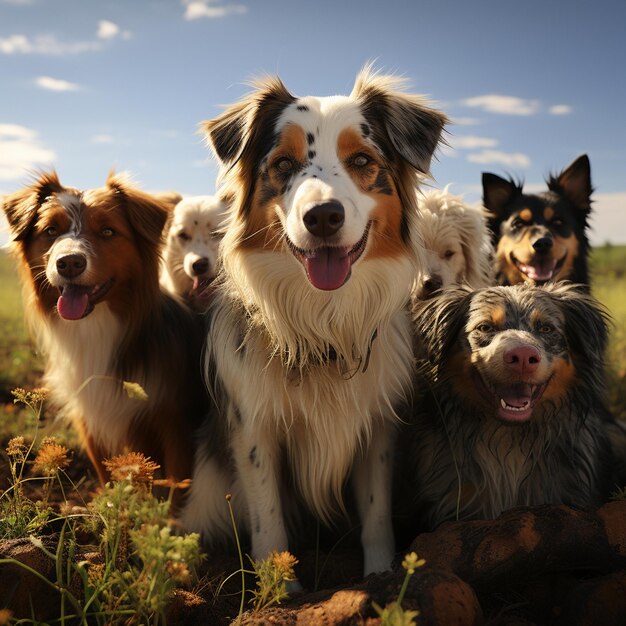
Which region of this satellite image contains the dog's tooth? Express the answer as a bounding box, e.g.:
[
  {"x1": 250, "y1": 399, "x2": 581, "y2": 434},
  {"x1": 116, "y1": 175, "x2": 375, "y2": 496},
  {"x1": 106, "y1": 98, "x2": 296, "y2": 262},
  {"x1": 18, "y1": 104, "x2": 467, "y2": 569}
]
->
[{"x1": 500, "y1": 398, "x2": 507, "y2": 409}]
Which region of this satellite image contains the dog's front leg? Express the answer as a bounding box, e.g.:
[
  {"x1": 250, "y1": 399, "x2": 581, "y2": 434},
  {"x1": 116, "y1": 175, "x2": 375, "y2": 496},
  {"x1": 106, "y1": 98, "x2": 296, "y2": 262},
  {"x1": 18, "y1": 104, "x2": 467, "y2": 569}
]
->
[
  {"x1": 352, "y1": 420, "x2": 396, "y2": 576},
  {"x1": 230, "y1": 406, "x2": 288, "y2": 561}
]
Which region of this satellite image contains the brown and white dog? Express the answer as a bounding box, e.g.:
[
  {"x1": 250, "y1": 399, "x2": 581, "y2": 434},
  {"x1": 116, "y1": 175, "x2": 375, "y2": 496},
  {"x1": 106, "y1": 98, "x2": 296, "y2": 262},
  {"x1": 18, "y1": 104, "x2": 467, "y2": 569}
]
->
[
  {"x1": 160, "y1": 195, "x2": 227, "y2": 311},
  {"x1": 402, "y1": 282, "x2": 616, "y2": 530},
  {"x1": 2, "y1": 172, "x2": 208, "y2": 485},
  {"x1": 181, "y1": 67, "x2": 447, "y2": 575},
  {"x1": 413, "y1": 187, "x2": 493, "y2": 299}
]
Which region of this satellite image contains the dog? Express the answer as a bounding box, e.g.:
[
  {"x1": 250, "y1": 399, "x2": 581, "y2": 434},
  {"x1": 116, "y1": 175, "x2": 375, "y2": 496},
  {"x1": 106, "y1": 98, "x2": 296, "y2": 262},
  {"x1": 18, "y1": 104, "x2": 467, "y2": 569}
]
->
[
  {"x1": 402, "y1": 282, "x2": 615, "y2": 530},
  {"x1": 180, "y1": 66, "x2": 448, "y2": 576},
  {"x1": 2, "y1": 172, "x2": 208, "y2": 485},
  {"x1": 413, "y1": 187, "x2": 493, "y2": 299},
  {"x1": 483, "y1": 154, "x2": 592, "y2": 286},
  {"x1": 160, "y1": 195, "x2": 227, "y2": 311}
]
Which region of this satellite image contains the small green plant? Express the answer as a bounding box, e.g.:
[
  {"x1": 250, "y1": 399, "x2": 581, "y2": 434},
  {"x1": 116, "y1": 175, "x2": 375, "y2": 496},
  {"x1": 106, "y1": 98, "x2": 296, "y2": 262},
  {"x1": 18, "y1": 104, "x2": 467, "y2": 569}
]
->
[
  {"x1": 372, "y1": 552, "x2": 426, "y2": 626},
  {"x1": 221, "y1": 493, "x2": 300, "y2": 622},
  {"x1": 0, "y1": 388, "x2": 56, "y2": 539},
  {"x1": 249, "y1": 550, "x2": 299, "y2": 612}
]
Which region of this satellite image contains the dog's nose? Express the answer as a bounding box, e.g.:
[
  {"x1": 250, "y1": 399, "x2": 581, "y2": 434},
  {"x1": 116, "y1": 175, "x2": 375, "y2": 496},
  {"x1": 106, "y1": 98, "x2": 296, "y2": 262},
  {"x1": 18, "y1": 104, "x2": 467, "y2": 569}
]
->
[
  {"x1": 192, "y1": 257, "x2": 210, "y2": 276},
  {"x1": 56, "y1": 253, "x2": 87, "y2": 279},
  {"x1": 422, "y1": 275, "x2": 443, "y2": 295},
  {"x1": 532, "y1": 236, "x2": 553, "y2": 254},
  {"x1": 503, "y1": 345, "x2": 541, "y2": 375},
  {"x1": 303, "y1": 201, "x2": 345, "y2": 238}
]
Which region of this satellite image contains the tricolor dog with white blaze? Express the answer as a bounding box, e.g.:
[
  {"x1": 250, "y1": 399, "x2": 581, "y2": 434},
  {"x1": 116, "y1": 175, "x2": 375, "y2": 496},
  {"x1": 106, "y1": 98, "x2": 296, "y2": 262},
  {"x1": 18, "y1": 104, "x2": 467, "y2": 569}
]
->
[{"x1": 181, "y1": 67, "x2": 448, "y2": 576}]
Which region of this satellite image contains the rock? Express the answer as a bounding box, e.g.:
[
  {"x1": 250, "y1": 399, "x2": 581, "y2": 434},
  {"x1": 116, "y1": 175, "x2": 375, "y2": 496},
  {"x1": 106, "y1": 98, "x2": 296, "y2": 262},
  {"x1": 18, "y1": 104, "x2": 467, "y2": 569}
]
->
[{"x1": 0, "y1": 536, "x2": 58, "y2": 620}]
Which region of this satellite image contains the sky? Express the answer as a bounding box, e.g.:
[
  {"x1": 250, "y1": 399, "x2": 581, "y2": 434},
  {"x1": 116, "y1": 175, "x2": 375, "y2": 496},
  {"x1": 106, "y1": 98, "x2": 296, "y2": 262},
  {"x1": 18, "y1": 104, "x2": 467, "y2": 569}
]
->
[{"x1": 1, "y1": 0, "x2": 625, "y2": 246}]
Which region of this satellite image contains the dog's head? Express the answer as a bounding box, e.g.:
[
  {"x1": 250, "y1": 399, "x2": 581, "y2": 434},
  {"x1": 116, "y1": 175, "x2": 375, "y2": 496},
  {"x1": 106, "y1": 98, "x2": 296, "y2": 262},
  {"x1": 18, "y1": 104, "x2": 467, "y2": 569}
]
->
[
  {"x1": 204, "y1": 66, "x2": 447, "y2": 292},
  {"x1": 414, "y1": 188, "x2": 493, "y2": 298},
  {"x1": 483, "y1": 155, "x2": 592, "y2": 286},
  {"x1": 163, "y1": 195, "x2": 227, "y2": 305},
  {"x1": 414, "y1": 282, "x2": 608, "y2": 424},
  {"x1": 3, "y1": 171, "x2": 170, "y2": 320}
]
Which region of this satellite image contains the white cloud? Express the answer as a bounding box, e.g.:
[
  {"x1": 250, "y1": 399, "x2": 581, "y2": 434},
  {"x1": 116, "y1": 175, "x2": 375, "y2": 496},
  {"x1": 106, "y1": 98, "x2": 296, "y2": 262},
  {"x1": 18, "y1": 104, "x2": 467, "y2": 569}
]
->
[
  {"x1": 92, "y1": 134, "x2": 114, "y2": 144},
  {"x1": 549, "y1": 104, "x2": 572, "y2": 115},
  {"x1": 467, "y1": 150, "x2": 531, "y2": 169},
  {"x1": 589, "y1": 192, "x2": 626, "y2": 245},
  {"x1": 35, "y1": 76, "x2": 80, "y2": 92},
  {"x1": 97, "y1": 20, "x2": 131, "y2": 40},
  {"x1": 451, "y1": 135, "x2": 498, "y2": 150},
  {"x1": 0, "y1": 33, "x2": 101, "y2": 55},
  {"x1": 463, "y1": 94, "x2": 540, "y2": 116},
  {"x1": 0, "y1": 22, "x2": 130, "y2": 55},
  {"x1": 0, "y1": 124, "x2": 56, "y2": 181},
  {"x1": 183, "y1": 0, "x2": 247, "y2": 20},
  {"x1": 451, "y1": 117, "x2": 481, "y2": 126}
]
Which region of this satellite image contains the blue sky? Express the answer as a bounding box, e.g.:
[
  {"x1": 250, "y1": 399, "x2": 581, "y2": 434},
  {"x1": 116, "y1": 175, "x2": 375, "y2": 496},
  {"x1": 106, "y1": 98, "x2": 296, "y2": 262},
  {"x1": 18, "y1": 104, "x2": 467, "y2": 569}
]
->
[{"x1": 1, "y1": 0, "x2": 625, "y2": 245}]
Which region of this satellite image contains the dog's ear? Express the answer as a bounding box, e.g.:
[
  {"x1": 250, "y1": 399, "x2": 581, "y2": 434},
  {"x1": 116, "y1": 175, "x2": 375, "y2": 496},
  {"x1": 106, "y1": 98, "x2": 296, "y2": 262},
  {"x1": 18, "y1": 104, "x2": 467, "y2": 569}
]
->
[
  {"x1": 107, "y1": 172, "x2": 170, "y2": 244},
  {"x1": 546, "y1": 282, "x2": 609, "y2": 369},
  {"x1": 482, "y1": 173, "x2": 519, "y2": 218},
  {"x1": 3, "y1": 171, "x2": 63, "y2": 241},
  {"x1": 413, "y1": 286, "x2": 473, "y2": 368},
  {"x1": 202, "y1": 77, "x2": 296, "y2": 168},
  {"x1": 549, "y1": 154, "x2": 593, "y2": 215},
  {"x1": 352, "y1": 66, "x2": 448, "y2": 175}
]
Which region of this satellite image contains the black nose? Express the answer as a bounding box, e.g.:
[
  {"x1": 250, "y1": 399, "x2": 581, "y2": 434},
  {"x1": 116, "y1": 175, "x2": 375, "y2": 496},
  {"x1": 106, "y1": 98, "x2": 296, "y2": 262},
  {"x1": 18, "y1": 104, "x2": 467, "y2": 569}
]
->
[
  {"x1": 192, "y1": 257, "x2": 210, "y2": 276},
  {"x1": 303, "y1": 201, "x2": 345, "y2": 238},
  {"x1": 532, "y1": 236, "x2": 553, "y2": 253},
  {"x1": 423, "y1": 275, "x2": 443, "y2": 294},
  {"x1": 56, "y1": 253, "x2": 86, "y2": 279}
]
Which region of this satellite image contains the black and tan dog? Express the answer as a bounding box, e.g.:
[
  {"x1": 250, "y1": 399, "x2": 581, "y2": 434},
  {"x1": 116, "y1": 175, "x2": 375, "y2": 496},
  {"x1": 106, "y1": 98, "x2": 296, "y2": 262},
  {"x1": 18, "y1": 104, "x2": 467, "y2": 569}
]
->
[
  {"x1": 483, "y1": 155, "x2": 592, "y2": 286},
  {"x1": 401, "y1": 282, "x2": 617, "y2": 530}
]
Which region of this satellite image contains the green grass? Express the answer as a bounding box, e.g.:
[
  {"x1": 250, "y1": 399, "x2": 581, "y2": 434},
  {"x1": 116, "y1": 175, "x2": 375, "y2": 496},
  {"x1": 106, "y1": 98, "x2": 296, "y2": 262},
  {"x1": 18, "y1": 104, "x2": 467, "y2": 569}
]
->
[{"x1": 0, "y1": 249, "x2": 42, "y2": 403}]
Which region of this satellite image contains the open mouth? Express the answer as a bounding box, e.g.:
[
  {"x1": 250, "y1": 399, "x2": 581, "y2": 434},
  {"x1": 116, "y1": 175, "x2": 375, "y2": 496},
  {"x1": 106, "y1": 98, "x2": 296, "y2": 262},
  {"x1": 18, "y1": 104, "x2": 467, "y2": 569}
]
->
[
  {"x1": 512, "y1": 253, "x2": 566, "y2": 285},
  {"x1": 287, "y1": 221, "x2": 372, "y2": 291},
  {"x1": 474, "y1": 370, "x2": 549, "y2": 423},
  {"x1": 56, "y1": 280, "x2": 114, "y2": 320}
]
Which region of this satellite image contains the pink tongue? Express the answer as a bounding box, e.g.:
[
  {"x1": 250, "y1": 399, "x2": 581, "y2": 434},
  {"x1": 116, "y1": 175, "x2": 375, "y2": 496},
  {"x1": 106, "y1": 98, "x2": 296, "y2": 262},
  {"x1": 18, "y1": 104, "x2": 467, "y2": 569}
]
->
[
  {"x1": 501, "y1": 383, "x2": 533, "y2": 408},
  {"x1": 521, "y1": 259, "x2": 557, "y2": 282},
  {"x1": 303, "y1": 247, "x2": 351, "y2": 291},
  {"x1": 57, "y1": 290, "x2": 89, "y2": 320}
]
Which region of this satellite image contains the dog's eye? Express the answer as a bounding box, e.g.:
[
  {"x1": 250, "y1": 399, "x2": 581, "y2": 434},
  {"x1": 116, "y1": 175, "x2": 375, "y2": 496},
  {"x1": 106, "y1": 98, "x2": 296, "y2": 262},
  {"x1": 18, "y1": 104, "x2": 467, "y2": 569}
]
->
[
  {"x1": 444, "y1": 250, "x2": 455, "y2": 260},
  {"x1": 178, "y1": 232, "x2": 191, "y2": 241},
  {"x1": 44, "y1": 226, "x2": 58, "y2": 237},
  {"x1": 100, "y1": 228, "x2": 114, "y2": 238},
  {"x1": 351, "y1": 153, "x2": 371, "y2": 168},
  {"x1": 551, "y1": 217, "x2": 564, "y2": 227},
  {"x1": 274, "y1": 157, "x2": 294, "y2": 174},
  {"x1": 476, "y1": 322, "x2": 494, "y2": 333},
  {"x1": 511, "y1": 218, "x2": 525, "y2": 230},
  {"x1": 538, "y1": 323, "x2": 555, "y2": 334}
]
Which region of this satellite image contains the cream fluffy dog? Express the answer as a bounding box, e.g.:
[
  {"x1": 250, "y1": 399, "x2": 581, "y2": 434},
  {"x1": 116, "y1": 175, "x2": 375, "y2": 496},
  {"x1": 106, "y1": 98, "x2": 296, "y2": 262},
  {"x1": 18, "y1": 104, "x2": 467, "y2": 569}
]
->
[
  {"x1": 160, "y1": 195, "x2": 227, "y2": 310},
  {"x1": 413, "y1": 188, "x2": 493, "y2": 299}
]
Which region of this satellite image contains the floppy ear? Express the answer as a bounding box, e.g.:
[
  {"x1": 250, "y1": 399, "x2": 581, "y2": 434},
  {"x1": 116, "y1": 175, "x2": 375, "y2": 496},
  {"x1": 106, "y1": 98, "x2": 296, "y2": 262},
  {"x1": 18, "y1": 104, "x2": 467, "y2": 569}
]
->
[
  {"x1": 458, "y1": 205, "x2": 494, "y2": 288},
  {"x1": 546, "y1": 282, "x2": 609, "y2": 369},
  {"x1": 106, "y1": 173, "x2": 170, "y2": 244},
  {"x1": 482, "y1": 172, "x2": 519, "y2": 218},
  {"x1": 413, "y1": 286, "x2": 473, "y2": 371},
  {"x1": 548, "y1": 154, "x2": 593, "y2": 214},
  {"x1": 3, "y1": 171, "x2": 63, "y2": 241},
  {"x1": 202, "y1": 76, "x2": 296, "y2": 168},
  {"x1": 352, "y1": 66, "x2": 448, "y2": 175}
]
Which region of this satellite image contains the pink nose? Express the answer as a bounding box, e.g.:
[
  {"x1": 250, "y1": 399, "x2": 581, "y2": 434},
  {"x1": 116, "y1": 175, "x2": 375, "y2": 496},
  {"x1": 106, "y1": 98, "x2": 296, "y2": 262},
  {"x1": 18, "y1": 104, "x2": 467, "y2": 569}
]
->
[{"x1": 503, "y1": 345, "x2": 541, "y2": 375}]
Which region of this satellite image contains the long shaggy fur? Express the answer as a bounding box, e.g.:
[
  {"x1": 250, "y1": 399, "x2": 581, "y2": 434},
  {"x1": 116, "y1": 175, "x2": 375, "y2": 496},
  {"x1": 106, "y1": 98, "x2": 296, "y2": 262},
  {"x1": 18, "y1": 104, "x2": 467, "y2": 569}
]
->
[
  {"x1": 401, "y1": 282, "x2": 617, "y2": 530},
  {"x1": 2, "y1": 172, "x2": 208, "y2": 486},
  {"x1": 182, "y1": 66, "x2": 447, "y2": 576}
]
